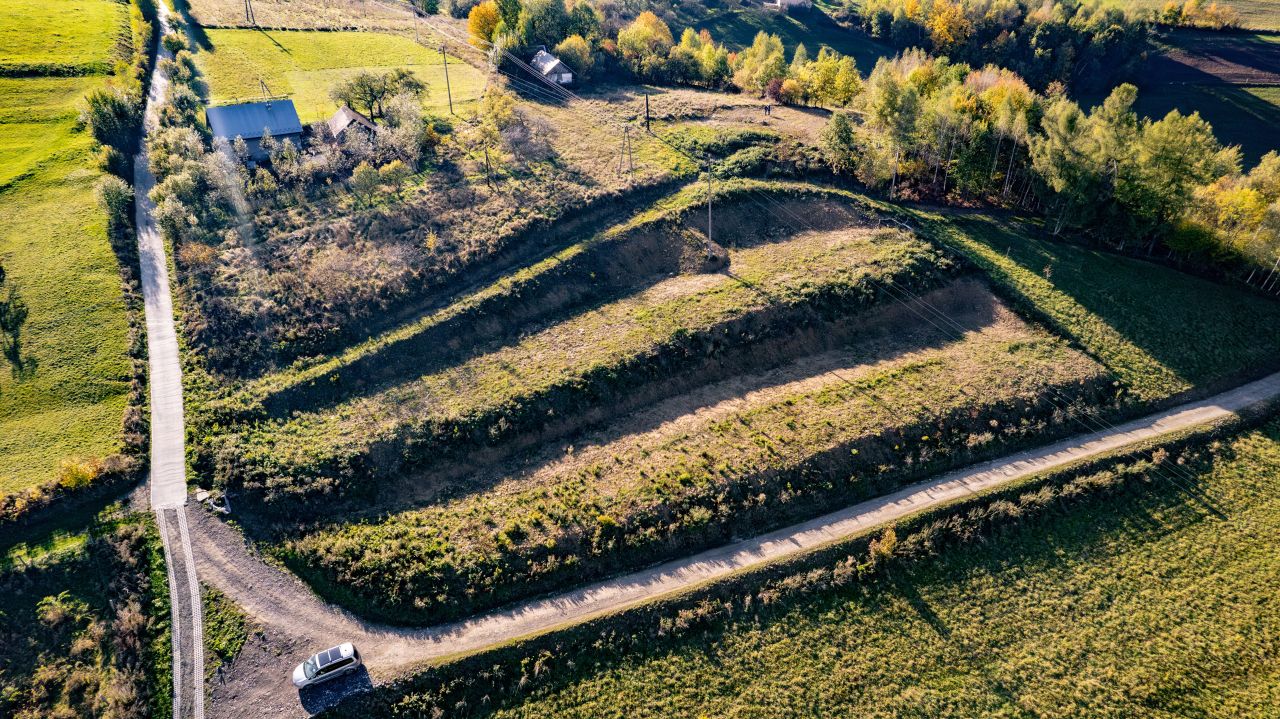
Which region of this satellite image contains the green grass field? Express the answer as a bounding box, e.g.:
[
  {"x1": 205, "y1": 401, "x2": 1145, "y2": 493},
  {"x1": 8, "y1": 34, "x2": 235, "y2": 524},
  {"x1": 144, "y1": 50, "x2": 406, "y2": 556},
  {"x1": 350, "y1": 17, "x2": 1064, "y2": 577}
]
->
[
  {"x1": 907, "y1": 209, "x2": 1280, "y2": 402},
  {"x1": 489, "y1": 417, "x2": 1280, "y2": 718},
  {"x1": 0, "y1": 0, "x2": 126, "y2": 72},
  {"x1": 197, "y1": 29, "x2": 487, "y2": 123},
  {"x1": 0, "y1": 27, "x2": 133, "y2": 497}
]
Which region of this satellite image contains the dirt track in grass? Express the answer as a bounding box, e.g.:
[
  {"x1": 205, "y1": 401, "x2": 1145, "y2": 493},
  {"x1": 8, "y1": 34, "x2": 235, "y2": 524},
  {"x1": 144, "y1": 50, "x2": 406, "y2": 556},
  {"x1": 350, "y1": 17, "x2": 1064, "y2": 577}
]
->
[{"x1": 195, "y1": 369, "x2": 1280, "y2": 718}]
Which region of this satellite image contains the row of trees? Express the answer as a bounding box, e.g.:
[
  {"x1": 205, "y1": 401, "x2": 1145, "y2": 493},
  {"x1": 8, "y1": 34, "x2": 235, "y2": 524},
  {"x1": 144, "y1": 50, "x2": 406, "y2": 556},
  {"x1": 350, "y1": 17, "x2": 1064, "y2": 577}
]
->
[
  {"x1": 817, "y1": 51, "x2": 1279, "y2": 283},
  {"x1": 1157, "y1": 0, "x2": 1240, "y2": 28},
  {"x1": 848, "y1": 0, "x2": 1151, "y2": 91}
]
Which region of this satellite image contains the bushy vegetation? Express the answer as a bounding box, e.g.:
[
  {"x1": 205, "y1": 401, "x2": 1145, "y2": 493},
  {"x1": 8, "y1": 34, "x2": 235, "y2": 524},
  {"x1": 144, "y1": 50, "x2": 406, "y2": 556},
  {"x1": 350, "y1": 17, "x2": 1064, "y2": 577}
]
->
[
  {"x1": 284, "y1": 290, "x2": 1108, "y2": 624},
  {"x1": 0, "y1": 513, "x2": 170, "y2": 719},
  {"x1": 202, "y1": 585, "x2": 249, "y2": 678},
  {"x1": 0, "y1": 0, "x2": 151, "y2": 508}
]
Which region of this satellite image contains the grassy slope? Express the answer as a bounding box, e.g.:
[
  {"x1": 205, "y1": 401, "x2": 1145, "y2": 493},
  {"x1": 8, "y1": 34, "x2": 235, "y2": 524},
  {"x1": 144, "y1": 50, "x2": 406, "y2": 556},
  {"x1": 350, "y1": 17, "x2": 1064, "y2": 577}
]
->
[
  {"x1": 287, "y1": 295, "x2": 1106, "y2": 623},
  {"x1": 0, "y1": 514, "x2": 170, "y2": 719},
  {"x1": 196, "y1": 28, "x2": 486, "y2": 122},
  {"x1": 0, "y1": 0, "x2": 125, "y2": 71},
  {"x1": 233, "y1": 200, "x2": 945, "y2": 476},
  {"x1": 902, "y1": 207, "x2": 1280, "y2": 401},
  {"x1": 492, "y1": 418, "x2": 1280, "y2": 719},
  {"x1": 0, "y1": 56, "x2": 132, "y2": 493}
]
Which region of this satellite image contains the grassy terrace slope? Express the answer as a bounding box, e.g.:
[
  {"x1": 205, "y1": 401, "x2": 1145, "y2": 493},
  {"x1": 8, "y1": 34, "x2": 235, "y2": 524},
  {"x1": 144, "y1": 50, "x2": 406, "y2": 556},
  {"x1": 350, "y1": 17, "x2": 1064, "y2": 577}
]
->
[
  {"x1": 487, "y1": 418, "x2": 1280, "y2": 719},
  {"x1": 0, "y1": 0, "x2": 126, "y2": 74},
  {"x1": 286, "y1": 289, "x2": 1108, "y2": 623},
  {"x1": 0, "y1": 13, "x2": 133, "y2": 495},
  {"x1": 217, "y1": 190, "x2": 963, "y2": 511},
  {"x1": 196, "y1": 29, "x2": 485, "y2": 122},
  {"x1": 911, "y1": 208, "x2": 1280, "y2": 400}
]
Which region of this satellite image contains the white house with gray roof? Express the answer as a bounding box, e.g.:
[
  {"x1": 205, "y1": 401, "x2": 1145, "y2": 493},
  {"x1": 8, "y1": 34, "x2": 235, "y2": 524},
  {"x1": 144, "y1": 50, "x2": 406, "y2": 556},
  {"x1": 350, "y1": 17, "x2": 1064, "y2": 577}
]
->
[{"x1": 531, "y1": 48, "x2": 573, "y2": 85}]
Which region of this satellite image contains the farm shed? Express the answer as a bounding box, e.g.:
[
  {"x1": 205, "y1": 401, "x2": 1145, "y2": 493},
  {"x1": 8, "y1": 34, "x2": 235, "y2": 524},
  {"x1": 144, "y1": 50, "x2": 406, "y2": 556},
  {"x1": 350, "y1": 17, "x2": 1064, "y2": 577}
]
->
[
  {"x1": 531, "y1": 48, "x2": 574, "y2": 85},
  {"x1": 206, "y1": 98, "x2": 304, "y2": 160},
  {"x1": 326, "y1": 105, "x2": 377, "y2": 142}
]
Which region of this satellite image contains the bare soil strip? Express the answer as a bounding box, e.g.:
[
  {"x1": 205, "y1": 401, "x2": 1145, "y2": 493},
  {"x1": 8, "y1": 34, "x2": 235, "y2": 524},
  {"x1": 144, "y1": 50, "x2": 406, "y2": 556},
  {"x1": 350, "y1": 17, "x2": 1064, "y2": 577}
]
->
[{"x1": 197, "y1": 370, "x2": 1280, "y2": 718}]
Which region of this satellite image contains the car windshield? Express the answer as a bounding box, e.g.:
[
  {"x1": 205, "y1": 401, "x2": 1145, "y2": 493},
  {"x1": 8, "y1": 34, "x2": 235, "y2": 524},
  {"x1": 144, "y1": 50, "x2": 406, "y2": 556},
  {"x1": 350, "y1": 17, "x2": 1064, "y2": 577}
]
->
[{"x1": 303, "y1": 657, "x2": 320, "y2": 680}]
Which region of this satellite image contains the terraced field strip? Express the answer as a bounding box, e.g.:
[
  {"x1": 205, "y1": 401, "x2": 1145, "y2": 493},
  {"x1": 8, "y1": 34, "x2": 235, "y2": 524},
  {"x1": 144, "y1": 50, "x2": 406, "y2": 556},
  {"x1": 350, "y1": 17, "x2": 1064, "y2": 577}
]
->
[
  {"x1": 228, "y1": 212, "x2": 955, "y2": 509},
  {"x1": 195, "y1": 369, "x2": 1280, "y2": 718},
  {"x1": 286, "y1": 285, "x2": 1109, "y2": 624},
  {"x1": 0, "y1": 0, "x2": 133, "y2": 494}
]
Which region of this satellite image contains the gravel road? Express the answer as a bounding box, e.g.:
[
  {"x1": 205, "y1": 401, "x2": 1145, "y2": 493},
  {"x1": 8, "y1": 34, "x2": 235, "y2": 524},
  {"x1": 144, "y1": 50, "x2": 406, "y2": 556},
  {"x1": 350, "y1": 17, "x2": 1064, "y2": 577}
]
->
[{"x1": 199, "y1": 369, "x2": 1280, "y2": 717}]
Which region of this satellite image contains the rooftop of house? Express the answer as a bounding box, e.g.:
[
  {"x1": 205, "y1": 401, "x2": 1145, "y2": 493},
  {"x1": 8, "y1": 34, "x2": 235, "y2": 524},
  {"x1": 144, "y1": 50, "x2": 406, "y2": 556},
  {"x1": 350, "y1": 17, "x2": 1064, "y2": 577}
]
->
[
  {"x1": 327, "y1": 105, "x2": 377, "y2": 138},
  {"x1": 531, "y1": 49, "x2": 571, "y2": 77},
  {"x1": 206, "y1": 99, "x2": 304, "y2": 141}
]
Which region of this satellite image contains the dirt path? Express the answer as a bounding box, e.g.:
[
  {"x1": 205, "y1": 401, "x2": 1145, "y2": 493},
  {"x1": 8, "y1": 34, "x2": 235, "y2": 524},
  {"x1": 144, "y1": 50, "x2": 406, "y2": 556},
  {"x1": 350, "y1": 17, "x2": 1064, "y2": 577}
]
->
[
  {"x1": 200, "y1": 370, "x2": 1280, "y2": 717},
  {"x1": 133, "y1": 3, "x2": 205, "y2": 717}
]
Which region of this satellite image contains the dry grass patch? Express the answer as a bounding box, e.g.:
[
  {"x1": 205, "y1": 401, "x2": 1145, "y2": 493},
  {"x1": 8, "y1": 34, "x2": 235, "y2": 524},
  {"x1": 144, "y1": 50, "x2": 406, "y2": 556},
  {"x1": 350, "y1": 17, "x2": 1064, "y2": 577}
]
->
[
  {"x1": 283, "y1": 283, "x2": 1110, "y2": 623},
  {"x1": 221, "y1": 214, "x2": 955, "y2": 510}
]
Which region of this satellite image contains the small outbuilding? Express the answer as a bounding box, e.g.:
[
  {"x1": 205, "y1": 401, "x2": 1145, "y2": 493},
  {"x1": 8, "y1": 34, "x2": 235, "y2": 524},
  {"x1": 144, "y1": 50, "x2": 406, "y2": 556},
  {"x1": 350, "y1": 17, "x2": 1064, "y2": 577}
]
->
[
  {"x1": 531, "y1": 47, "x2": 573, "y2": 85},
  {"x1": 206, "y1": 98, "x2": 304, "y2": 160},
  {"x1": 763, "y1": 0, "x2": 812, "y2": 9},
  {"x1": 326, "y1": 105, "x2": 378, "y2": 142}
]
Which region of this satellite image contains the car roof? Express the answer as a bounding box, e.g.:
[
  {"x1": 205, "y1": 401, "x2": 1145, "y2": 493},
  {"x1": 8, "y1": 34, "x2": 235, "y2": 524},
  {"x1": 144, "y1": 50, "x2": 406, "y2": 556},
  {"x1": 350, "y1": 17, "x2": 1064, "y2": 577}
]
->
[{"x1": 314, "y1": 643, "x2": 354, "y2": 667}]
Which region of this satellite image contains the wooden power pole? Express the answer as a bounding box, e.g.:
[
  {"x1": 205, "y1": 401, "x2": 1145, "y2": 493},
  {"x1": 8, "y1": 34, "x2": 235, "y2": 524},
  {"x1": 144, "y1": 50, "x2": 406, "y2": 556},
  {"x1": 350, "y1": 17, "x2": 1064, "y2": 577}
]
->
[
  {"x1": 441, "y1": 45, "x2": 454, "y2": 115},
  {"x1": 705, "y1": 159, "x2": 713, "y2": 258}
]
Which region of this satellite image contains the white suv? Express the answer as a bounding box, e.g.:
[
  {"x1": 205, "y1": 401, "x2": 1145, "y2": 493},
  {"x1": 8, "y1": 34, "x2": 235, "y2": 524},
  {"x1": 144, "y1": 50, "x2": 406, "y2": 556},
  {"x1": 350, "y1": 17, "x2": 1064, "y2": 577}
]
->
[{"x1": 292, "y1": 643, "x2": 361, "y2": 689}]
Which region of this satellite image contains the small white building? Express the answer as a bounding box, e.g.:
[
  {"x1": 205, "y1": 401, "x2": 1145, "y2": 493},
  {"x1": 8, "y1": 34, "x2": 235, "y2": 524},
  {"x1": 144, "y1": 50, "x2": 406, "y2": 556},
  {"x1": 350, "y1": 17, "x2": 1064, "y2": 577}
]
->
[
  {"x1": 763, "y1": 0, "x2": 812, "y2": 9},
  {"x1": 531, "y1": 48, "x2": 573, "y2": 85}
]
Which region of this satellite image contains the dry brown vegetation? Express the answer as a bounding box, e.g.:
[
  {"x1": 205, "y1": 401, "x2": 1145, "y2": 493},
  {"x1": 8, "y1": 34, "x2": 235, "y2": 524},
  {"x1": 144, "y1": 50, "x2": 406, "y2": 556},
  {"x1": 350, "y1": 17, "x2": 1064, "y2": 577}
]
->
[
  {"x1": 282, "y1": 280, "x2": 1110, "y2": 623},
  {"x1": 185, "y1": 0, "x2": 420, "y2": 31}
]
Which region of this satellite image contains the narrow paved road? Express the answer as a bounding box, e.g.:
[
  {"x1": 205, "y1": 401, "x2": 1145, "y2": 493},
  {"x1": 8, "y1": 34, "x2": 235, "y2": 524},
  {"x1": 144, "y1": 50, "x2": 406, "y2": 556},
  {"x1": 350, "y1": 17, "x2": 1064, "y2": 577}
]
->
[
  {"x1": 133, "y1": 4, "x2": 205, "y2": 718},
  {"x1": 200, "y1": 370, "x2": 1280, "y2": 717}
]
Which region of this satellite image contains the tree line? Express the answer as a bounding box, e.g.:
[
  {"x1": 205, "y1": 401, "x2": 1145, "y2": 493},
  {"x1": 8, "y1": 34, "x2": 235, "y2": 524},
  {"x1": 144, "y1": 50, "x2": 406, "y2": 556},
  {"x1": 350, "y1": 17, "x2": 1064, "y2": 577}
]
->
[
  {"x1": 814, "y1": 50, "x2": 1280, "y2": 286},
  {"x1": 846, "y1": 0, "x2": 1151, "y2": 92}
]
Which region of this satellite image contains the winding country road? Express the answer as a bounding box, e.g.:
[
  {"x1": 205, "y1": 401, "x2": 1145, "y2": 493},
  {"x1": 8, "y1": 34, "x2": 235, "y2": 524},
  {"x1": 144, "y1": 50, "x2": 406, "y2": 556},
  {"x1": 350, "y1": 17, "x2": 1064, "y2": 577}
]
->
[
  {"x1": 133, "y1": 3, "x2": 205, "y2": 718},
  {"x1": 199, "y1": 370, "x2": 1280, "y2": 718}
]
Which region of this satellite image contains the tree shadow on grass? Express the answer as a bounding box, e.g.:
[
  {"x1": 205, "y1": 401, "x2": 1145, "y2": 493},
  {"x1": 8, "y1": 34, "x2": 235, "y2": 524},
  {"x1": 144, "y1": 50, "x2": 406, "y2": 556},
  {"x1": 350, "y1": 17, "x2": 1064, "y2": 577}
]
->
[{"x1": 947, "y1": 213, "x2": 1280, "y2": 393}]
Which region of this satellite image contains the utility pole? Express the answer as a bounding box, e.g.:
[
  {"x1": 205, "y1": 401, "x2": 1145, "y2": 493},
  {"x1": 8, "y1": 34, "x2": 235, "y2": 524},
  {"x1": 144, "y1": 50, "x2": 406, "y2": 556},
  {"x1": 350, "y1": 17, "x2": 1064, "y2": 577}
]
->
[
  {"x1": 644, "y1": 93, "x2": 651, "y2": 133},
  {"x1": 705, "y1": 158, "x2": 713, "y2": 258},
  {"x1": 441, "y1": 45, "x2": 454, "y2": 115},
  {"x1": 244, "y1": 0, "x2": 255, "y2": 25},
  {"x1": 618, "y1": 128, "x2": 634, "y2": 175}
]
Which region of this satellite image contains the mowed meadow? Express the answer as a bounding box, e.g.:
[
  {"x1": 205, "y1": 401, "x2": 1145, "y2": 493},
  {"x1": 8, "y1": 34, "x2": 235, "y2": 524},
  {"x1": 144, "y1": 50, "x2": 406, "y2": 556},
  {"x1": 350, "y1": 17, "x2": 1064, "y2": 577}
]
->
[
  {"x1": 484, "y1": 418, "x2": 1280, "y2": 719},
  {"x1": 0, "y1": 0, "x2": 134, "y2": 496},
  {"x1": 195, "y1": 29, "x2": 486, "y2": 123}
]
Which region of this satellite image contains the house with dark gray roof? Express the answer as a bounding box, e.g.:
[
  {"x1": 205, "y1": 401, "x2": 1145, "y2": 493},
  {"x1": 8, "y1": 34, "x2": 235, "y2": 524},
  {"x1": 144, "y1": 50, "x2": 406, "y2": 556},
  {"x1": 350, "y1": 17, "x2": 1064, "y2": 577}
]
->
[
  {"x1": 205, "y1": 98, "x2": 304, "y2": 160},
  {"x1": 531, "y1": 48, "x2": 574, "y2": 85}
]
